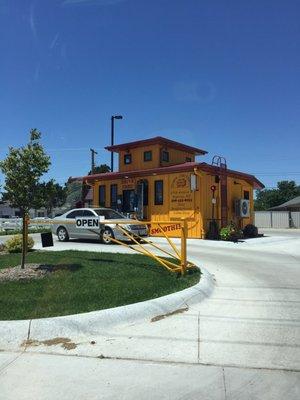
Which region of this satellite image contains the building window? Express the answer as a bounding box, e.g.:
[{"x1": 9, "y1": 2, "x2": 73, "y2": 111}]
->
[
  {"x1": 154, "y1": 180, "x2": 163, "y2": 205},
  {"x1": 161, "y1": 151, "x2": 169, "y2": 162},
  {"x1": 144, "y1": 150, "x2": 152, "y2": 162},
  {"x1": 244, "y1": 190, "x2": 250, "y2": 200},
  {"x1": 110, "y1": 184, "x2": 118, "y2": 209},
  {"x1": 99, "y1": 185, "x2": 106, "y2": 207},
  {"x1": 143, "y1": 181, "x2": 148, "y2": 206},
  {"x1": 124, "y1": 154, "x2": 132, "y2": 164},
  {"x1": 186, "y1": 157, "x2": 192, "y2": 162}
]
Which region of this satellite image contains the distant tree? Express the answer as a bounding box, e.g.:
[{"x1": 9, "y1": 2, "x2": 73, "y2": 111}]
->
[
  {"x1": 276, "y1": 181, "x2": 300, "y2": 201},
  {"x1": 1, "y1": 191, "x2": 10, "y2": 202},
  {"x1": 255, "y1": 180, "x2": 300, "y2": 211},
  {"x1": 0, "y1": 129, "x2": 51, "y2": 268},
  {"x1": 64, "y1": 179, "x2": 84, "y2": 208},
  {"x1": 88, "y1": 164, "x2": 110, "y2": 175},
  {"x1": 38, "y1": 180, "x2": 67, "y2": 216}
]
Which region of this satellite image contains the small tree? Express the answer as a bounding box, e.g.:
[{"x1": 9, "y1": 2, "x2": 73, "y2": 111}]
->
[{"x1": 0, "y1": 129, "x2": 50, "y2": 268}]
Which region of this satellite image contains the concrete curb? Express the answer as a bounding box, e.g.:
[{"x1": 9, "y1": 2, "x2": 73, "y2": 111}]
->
[{"x1": 0, "y1": 264, "x2": 214, "y2": 347}]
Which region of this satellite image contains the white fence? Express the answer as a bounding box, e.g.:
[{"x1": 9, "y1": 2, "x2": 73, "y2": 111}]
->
[
  {"x1": 0, "y1": 218, "x2": 22, "y2": 231},
  {"x1": 291, "y1": 212, "x2": 300, "y2": 228},
  {"x1": 0, "y1": 218, "x2": 51, "y2": 232},
  {"x1": 255, "y1": 211, "x2": 300, "y2": 228}
]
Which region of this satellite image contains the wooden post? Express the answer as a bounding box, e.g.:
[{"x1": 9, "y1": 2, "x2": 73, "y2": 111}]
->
[
  {"x1": 21, "y1": 212, "x2": 27, "y2": 269},
  {"x1": 180, "y1": 218, "x2": 188, "y2": 275}
]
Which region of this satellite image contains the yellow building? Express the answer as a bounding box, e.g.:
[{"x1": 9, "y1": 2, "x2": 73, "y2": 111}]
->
[{"x1": 82, "y1": 136, "x2": 264, "y2": 238}]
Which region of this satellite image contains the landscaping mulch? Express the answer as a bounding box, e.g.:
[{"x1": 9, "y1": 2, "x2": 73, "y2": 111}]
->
[{"x1": 0, "y1": 263, "x2": 53, "y2": 282}]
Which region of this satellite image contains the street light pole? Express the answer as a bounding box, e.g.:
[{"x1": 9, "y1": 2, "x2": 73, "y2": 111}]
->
[
  {"x1": 110, "y1": 115, "x2": 123, "y2": 172},
  {"x1": 110, "y1": 117, "x2": 114, "y2": 172}
]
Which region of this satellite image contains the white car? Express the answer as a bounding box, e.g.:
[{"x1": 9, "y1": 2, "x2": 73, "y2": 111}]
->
[{"x1": 51, "y1": 207, "x2": 148, "y2": 244}]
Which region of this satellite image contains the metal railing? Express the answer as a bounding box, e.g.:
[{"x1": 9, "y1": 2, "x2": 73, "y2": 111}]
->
[
  {"x1": 110, "y1": 219, "x2": 193, "y2": 275},
  {"x1": 26, "y1": 217, "x2": 195, "y2": 275}
]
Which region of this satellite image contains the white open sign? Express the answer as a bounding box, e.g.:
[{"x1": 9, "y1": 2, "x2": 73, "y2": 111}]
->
[{"x1": 75, "y1": 216, "x2": 104, "y2": 229}]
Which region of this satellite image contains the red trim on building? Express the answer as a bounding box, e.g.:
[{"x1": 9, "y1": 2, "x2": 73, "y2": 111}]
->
[
  {"x1": 105, "y1": 136, "x2": 207, "y2": 155},
  {"x1": 81, "y1": 162, "x2": 264, "y2": 189}
]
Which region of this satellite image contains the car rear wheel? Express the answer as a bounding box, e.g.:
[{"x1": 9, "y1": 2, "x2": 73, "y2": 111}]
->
[
  {"x1": 101, "y1": 227, "x2": 114, "y2": 244},
  {"x1": 57, "y1": 227, "x2": 69, "y2": 242}
]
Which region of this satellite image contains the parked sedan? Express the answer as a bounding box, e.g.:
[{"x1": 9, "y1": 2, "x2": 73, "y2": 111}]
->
[{"x1": 51, "y1": 208, "x2": 148, "y2": 244}]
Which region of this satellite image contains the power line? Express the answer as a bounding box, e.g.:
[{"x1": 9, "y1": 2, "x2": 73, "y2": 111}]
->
[
  {"x1": 0, "y1": 147, "x2": 107, "y2": 152},
  {"x1": 253, "y1": 173, "x2": 300, "y2": 176}
]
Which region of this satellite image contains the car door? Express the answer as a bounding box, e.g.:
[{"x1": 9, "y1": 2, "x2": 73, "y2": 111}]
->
[
  {"x1": 82, "y1": 210, "x2": 101, "y2": 239},
  {"x1": 66, "y1": 209, "x2": 86, "y2": 238}
]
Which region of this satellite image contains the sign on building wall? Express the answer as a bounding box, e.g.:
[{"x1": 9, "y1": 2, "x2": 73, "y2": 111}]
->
[
  {"x1": 121, "y1": 178, "x2": 136, "y2": 190},
  {"x1": 150, "y1": 173, "x2": 197, "y2": 237},
  {"x1": 170, "y1": 173, "x2": 194, "y2": 211}
]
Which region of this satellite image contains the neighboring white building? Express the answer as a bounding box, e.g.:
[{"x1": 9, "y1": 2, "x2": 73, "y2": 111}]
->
[
  {"x1": 0, "y1": 201, "x2": 20, "y2": 218},
  {"x1": 0, "y1": 201, "x2": 64, "y2": 219}
]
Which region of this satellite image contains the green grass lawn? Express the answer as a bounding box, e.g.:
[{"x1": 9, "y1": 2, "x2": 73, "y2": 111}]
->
[{"x1": 0, "y1": 250, "x2": 200, "y2": 320}]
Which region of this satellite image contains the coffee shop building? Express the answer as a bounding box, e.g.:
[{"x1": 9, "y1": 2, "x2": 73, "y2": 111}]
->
[{"x1": 81, "y1": 137, "x2": 264, "y2": 238}]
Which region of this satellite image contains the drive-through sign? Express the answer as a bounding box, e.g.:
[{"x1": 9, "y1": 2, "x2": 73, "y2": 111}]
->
[{"x1": 75, "y1": 216, "x2": 104, "y2": 229}]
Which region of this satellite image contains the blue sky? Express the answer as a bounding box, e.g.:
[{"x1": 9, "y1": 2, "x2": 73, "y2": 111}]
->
[{"x1": 0, "y1": 0, "x2": 299, "y2": 189}]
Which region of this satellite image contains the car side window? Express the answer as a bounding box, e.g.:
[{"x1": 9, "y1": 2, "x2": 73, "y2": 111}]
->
[
  {"x1": 66, "y1": 210, "x2": 84, "y2": 219},
  {"x1": 83, "y1": 210, "x2": 95, "y2": 216}
]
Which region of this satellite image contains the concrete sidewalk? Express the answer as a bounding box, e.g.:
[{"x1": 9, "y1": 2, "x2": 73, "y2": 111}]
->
[
  {"x1": 0, "y1": 233, "x2": 300, "y2": 398},
  {"x1": 1, "y1": 352, "x2": 299, "y2": 400}
]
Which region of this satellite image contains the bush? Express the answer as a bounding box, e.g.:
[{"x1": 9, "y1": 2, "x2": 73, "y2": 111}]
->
[
  {"x1": 220, "y1": 223, "x2": 243, "y2": 242},
  {"x1": 243, "y1": 224, "x2": 258, "y2": 238},
  {"x1": 0, "y1": 227, "x2": 51, "y2": 236},
  {"x1": 5, "y1": 235, "x2": 34, "y2": 253}
]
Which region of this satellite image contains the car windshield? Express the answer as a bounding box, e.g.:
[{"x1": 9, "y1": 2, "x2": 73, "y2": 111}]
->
[{"x1": 94, "y1": 209, "x2": 126, "y2": 220}]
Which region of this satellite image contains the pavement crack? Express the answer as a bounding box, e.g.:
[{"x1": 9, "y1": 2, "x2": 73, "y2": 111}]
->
[
  {"x1": 0, "y1": 353, "x2": 23, "y2": 376},
  {"x1": 19, "y1": 349, "x2": 300, "y2": 373},
  {"x1": 27, "y1": 319, "x2": 32, "y2": 341},
  {"x1": 222, "y1": 367, "x2": 228, "y2": 400},
  {"x1": 0, "y1": 319, "x2": 33, "y2": 375},
  {"x1": 197, "y1": 311, "x2": 200, "y2": 363}
]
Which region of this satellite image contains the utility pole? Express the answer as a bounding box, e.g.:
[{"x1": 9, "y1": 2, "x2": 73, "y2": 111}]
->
[
  {"x1": 90, "y1": 148, "x2": 98, "y2": 174},
  {"x1": 110, "y1": 115, "x2": 123, "y2": 172}
]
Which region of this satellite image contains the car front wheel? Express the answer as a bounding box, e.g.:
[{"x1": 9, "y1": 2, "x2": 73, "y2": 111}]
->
[
  {"x1": 57, "y1": 227, "x2": 69, "y2": 242},
  {"x1": 101, "y1": 227, "x2": 114, "y2": 244}
]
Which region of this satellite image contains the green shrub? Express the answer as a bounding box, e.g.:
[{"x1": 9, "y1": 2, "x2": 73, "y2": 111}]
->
[
  {"x1": 243, "y1": 224, "x2": 258, "y2": 238},
  {"x1": 220, "y1": 223, "x2": 243, "y2": 242},
  {"x1": 0, "y1": 227, "x2": 50, "y2": 236},
  {"x1": 4, "y1": 235, "x2": 34, "y2": 253}
]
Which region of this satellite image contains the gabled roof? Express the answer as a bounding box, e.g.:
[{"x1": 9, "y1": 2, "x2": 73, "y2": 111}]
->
[
  {"x1": 269, "y1": 196, "x2": 300, "y2": 210},
  {"x1": 81, "y1": 161, "x2": 264, "y2": 189},
  {"x1": 105, "y1": 136, "x2": 207, "y2": 155}
]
